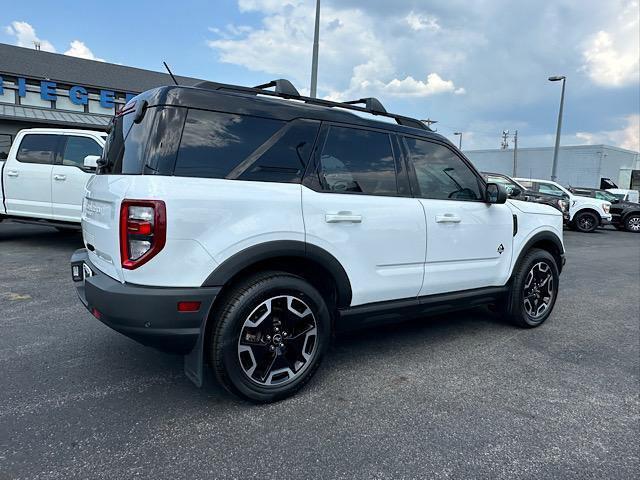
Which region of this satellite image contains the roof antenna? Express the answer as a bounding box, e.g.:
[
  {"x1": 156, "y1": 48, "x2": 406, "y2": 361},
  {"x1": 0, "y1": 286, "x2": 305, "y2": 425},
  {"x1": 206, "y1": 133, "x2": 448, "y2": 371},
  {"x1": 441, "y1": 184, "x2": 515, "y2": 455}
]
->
[{"x1": 163, "y1": 61, "x2": 179, "y2": 85}]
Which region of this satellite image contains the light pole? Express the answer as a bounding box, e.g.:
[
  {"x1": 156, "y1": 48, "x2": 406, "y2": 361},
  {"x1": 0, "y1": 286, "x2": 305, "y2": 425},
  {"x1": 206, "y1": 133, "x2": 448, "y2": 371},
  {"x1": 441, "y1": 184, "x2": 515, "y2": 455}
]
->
[
  {"x1": 454, "y1": 132, "x2": 463, "y2": 150},
  {"x1": 549, "y1": 75, "x2": 566, "y2": 182},
  {"x1": 309, "y1": 0, "x2": 321, "y2": 98}
]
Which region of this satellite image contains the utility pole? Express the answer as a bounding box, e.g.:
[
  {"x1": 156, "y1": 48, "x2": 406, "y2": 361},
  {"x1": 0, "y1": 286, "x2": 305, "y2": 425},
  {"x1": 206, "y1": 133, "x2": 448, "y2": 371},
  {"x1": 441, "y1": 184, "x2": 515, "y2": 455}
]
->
[
  {"x1": 549, "y1": 75, "x2": 566, "y2": 181},
  {"x1": 309, "y1": 0, "x2": 321, "y2": 98},
  {"x1": 512, "y1": 130, "x2": 518, "y2": 176},
  {"x1": 454, "y1": 132, "x2": 463, "y2": 150},
  {"x1": 501, "y1": 130, "x2": 510, "y2": 149}
]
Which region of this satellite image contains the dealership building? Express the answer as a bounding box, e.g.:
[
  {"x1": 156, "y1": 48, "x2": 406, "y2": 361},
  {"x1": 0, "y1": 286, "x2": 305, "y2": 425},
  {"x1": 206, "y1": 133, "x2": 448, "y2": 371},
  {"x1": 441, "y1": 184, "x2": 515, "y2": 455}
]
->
[
  {"x1": 465, "y1": 144, "x2": 640, "y2": 190},
  {"x1": 0, "y1": 43, "x2": 203, "y2": 159}
]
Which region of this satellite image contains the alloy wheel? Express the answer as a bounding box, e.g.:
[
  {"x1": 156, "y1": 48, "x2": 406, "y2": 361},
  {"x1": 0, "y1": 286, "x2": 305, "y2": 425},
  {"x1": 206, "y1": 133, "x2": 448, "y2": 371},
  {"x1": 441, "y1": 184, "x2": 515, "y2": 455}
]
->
[
  {"x1": 627, "y1": 216, "x2": 640, "y2": 232},
  {"x1": 523, "y1": 261, "x2": 554, "y2": 319},
  {"x1": 237, "y1": 295, "x2": 317, "y2": 386},
  {"x1": 578, "y1": 214, "x2": 596, "y2": 232}
]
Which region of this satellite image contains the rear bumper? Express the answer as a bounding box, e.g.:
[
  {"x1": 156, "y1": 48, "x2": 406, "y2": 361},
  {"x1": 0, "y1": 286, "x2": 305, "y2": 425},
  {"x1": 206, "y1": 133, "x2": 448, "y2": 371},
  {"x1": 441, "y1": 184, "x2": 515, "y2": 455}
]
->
[{"x1": 71, "y1": 249, "x2": 220, "y2": 354}]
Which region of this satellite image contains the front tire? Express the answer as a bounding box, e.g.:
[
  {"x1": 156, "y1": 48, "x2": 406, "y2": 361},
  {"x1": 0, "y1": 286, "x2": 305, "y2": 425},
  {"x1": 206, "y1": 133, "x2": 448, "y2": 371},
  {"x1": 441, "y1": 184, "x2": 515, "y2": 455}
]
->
[
  {"x1": 210, "y1": 271, "x2": 330, "y2": 403},
  {"x1": 502, "y1": 248, "x2": 559, "y2": 328},
  {"x1": 572, "y1": 211, "x2": 599, "y2": 233},
  {"x1": 624, "y1": 214, "x2": 640, "y2": 233}
]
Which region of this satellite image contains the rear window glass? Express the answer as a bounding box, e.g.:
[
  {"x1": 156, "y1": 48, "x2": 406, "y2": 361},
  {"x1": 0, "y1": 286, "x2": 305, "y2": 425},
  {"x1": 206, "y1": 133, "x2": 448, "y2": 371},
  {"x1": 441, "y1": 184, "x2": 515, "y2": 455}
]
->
[
  {"x1": 318, "y1": 126, "x2": 397, "y2": 195},
  {"x1": 174, "y1": 110, "x2": 285, "y2": 179},
  {"x1": 100, "y1": 106, "x2": 184, "y2": 175},
  {"x1": 17, "y1": 134, "x2": 59, "y2": 164}
]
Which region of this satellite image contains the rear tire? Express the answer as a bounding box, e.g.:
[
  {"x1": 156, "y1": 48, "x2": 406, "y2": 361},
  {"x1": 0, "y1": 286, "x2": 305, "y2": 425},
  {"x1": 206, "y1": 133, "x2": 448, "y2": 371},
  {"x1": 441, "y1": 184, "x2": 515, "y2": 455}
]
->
[
  {"x1": 210, "y1": 271, "x2": 330, "y2": 403},
  {"x1": 624, "y1": 214, "x2": 640, "y2": 233},
  {"x1": 572, "y1": 211, "x2": 598, "y2": 233},
  {"x1": 501, "y1": 248, "x2": 559, "y2": 328}
]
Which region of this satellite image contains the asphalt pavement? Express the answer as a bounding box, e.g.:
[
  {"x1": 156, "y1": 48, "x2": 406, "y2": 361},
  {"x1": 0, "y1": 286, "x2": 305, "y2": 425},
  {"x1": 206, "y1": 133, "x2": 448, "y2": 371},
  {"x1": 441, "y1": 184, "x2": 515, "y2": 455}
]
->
[{"x1": 0, "y1": 222, "x2": 638, "y2": 479}]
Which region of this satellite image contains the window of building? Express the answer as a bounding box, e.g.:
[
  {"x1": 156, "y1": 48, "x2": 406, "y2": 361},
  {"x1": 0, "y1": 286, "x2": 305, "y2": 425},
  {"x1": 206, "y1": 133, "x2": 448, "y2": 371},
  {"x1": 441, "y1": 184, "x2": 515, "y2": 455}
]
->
[
  {"x1": 174, "y1": 110, "x2": 284, "y2": 179},
  {"x1": 318, "y1": 126, "x2": 397, "y2": 195},
  {"x1": 0, "y1": 134, "x2": 12, "y2": 160},
  {"x1": 62, "y1": 136, "x2": 103, "y2": 168},
  {"x1": 16, "y1": 134, "x2": 59, "y2": 164},
  {"x1": 404, "y1": 138, "x2": 481, "y2": 201}
]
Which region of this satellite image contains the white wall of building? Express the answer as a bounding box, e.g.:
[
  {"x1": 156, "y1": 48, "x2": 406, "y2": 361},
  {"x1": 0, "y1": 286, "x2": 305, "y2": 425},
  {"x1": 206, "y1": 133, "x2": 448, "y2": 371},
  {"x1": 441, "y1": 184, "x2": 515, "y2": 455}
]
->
[{"x1": 465, "y1": 145, "x2": 640, "y2": 188}]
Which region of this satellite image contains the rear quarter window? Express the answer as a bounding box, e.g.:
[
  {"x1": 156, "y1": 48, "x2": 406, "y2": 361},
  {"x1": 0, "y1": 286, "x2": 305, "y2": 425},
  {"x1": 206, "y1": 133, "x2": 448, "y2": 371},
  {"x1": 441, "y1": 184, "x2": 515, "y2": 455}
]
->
[{"x1": 174, "y1": 110, "x2": 289, "y2": 180}]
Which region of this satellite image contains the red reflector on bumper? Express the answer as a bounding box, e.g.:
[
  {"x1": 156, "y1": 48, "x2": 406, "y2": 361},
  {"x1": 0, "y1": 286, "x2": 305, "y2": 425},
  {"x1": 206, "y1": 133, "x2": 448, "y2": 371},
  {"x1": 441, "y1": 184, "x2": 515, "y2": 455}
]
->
[
  {"x1": 177, "y1": 301, "x2": 201, "y2": 312},
  {"x1": 91, "y1": 308, "x2": 102, "y2": 319}
]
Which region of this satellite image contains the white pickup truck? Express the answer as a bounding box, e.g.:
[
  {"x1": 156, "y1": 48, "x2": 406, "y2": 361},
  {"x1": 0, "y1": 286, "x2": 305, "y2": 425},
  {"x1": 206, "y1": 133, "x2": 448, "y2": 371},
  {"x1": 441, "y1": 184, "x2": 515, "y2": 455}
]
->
[{"x1": 0, "y1": 128, "x2": 105, "y2": 229}]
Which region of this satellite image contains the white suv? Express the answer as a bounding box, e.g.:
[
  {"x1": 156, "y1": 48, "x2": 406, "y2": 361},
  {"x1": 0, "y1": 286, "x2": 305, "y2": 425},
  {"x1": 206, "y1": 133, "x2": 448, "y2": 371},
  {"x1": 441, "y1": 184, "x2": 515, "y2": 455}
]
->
[
  {"x1": 71, "y1": 80, "x2": 566, "y2": 402},
  {"x1": 515, "y1": 178, "x2": 612, "y2": 233}
]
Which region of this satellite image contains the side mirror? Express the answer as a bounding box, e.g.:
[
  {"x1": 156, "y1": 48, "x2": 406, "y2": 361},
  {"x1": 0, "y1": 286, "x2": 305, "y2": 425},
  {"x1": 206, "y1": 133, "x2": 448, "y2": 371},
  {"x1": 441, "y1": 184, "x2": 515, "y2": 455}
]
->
[
  {"x1": 486, "y1": 183, "x2": 508, "y2": 204},
  {"x1": 510, "y1": 187, "x2": 522, "y2": 197},
  {"x1": 83, "y1": 155, "x2": 100, "y2": 170}
]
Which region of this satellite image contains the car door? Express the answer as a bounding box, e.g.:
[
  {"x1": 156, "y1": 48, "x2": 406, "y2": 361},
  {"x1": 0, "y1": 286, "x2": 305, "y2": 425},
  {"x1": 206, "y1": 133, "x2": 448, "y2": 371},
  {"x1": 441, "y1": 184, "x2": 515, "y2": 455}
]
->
[
  {"x1": 402, "y1": 136, "x2": 514, "y2": 296},
  {"x1": 301, "y1": 124, "x2": 426, "y2": 307},
  {"x1": 51, "y1": 134, "x2": 103, "y2": 221},
  {"x1": 3, "y1": 133, "x2": 60, "y2": 219}
]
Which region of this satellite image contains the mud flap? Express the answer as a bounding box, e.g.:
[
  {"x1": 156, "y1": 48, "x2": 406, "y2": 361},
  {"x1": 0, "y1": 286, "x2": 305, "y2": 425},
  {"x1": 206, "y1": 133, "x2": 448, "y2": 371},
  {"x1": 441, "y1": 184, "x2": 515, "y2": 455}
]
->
[{"x1": 184, "y1": 320, "x2": 206, "y2": 387}]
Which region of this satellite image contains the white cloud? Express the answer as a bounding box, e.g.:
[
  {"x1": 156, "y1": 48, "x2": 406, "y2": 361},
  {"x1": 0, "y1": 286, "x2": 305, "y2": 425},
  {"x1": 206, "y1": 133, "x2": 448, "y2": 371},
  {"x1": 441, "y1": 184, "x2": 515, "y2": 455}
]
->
[
  {"x1": 5, "y1": 21, "x2": 56, "y2": 52},
  {"x1": 405, "y1": 11, "x2": 440, "y2": 32},
  {"x1": 208, "y1": 2, "x2": 463, "y2": 101},
  {"x1": 580, "y1": 1, "x2": 639, "y2": 87},
  {"x1": 5, "y1": 21, "x2": 105, "y2": 62},
  {"x1": 576, "y1": 115, "x2": 640, "y2": 151},
  {"x1": 379, "y1": 74, "x2": 457, "y2": 97},
  {"x1": 64, "y1": 40, "x2": 105, "y2": 62}
]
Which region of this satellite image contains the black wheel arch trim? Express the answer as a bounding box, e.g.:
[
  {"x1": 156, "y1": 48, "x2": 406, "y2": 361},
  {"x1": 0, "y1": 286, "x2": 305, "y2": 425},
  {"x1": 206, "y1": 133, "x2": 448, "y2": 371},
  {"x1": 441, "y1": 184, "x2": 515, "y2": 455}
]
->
[
  {"x1": 202, "y1": 240, "x2": 353, "y2": 308},
  {"x1": 513, "y1": 231, "x2": 565, "y2": 275}
]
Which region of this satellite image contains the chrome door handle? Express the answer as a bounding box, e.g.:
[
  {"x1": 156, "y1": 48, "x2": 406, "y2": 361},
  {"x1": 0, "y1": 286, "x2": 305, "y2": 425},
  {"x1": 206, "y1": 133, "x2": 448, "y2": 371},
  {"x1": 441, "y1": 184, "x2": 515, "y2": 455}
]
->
[
  {"x1": 6, "y1": 170, "x2": 18, "y2": 177},
  {"x1": 436, "y1": 213, "x2": 461, "y2": 223},
  {"x1": 325, "y1": 212, "x2": 362, "y2": 223},
  {"x1": 54, "y1": 174, "x2": 67, "y2": 181}
]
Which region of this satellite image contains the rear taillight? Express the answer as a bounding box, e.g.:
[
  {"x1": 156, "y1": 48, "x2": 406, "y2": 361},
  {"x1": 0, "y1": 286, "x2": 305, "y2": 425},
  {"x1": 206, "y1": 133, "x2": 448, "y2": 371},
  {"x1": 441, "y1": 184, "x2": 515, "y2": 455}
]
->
[{"x1": 120, "y1": 199, "x2": 166, "y2": 270}]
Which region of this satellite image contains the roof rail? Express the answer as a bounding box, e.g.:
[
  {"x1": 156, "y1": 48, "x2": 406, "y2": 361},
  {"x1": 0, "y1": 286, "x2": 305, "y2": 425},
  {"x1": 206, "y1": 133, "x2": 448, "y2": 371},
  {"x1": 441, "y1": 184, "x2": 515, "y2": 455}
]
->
[
  {"x1": 253, "y1": 79, "x2": 300, "y2": 97},
  {"x1": 343, "y1": 98, "x2": 387, "y2": 114},
  {"x1": 191, "y1": 78, "x2": 430, "y2": 131}
]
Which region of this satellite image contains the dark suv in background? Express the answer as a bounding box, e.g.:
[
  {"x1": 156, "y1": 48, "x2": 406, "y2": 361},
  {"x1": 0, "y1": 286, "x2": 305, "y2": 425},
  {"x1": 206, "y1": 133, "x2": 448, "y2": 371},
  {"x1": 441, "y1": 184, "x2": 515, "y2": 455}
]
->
[
  {"x1": 482, "y1": 172, "x2": 569, "y2": 220},
  {"x1": 569, "y1": 187, "x2": 640, "y2": 232}
]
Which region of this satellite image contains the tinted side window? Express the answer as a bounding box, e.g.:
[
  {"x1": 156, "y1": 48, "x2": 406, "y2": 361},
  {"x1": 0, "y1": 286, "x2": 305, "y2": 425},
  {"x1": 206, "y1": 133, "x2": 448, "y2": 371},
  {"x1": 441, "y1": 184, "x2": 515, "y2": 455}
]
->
[
  {"x1": 230, "y1": 119, "x2": 320, "y2": 183},
  {"x1": 318, "y1": 126, "x2": 397, "y2": 195},
  {"x1": 16, "y1": 134, "x2": 59, "y2": 164},
  {"x1": 62, "y1": 136, "x2": 102, "y2": 167},
  {"x1": 404, "y1": 138, "x2": 481, "y2": 200},
  {"x1": 537, "y1": 183, "x2": 564, "y2": 197},
  {"x1": 174, "y1": 110, "x2": 284, "y2": 179}
]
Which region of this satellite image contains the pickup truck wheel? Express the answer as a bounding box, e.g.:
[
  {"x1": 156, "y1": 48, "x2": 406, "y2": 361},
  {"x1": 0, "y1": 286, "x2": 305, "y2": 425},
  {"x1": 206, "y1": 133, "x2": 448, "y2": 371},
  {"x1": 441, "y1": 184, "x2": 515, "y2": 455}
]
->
[
  {"x1": 573, "y1": 211, "x2": 598, "y2": 233},
  {"x1": 624, "y1": 214, "x2": 640, "y2": 233},
  {"x1": 503, "y1": 248, "x2": 559, "y2": 328},
  {"x1": 210, "y1": 271, "x2": 330, "y2": 403}
]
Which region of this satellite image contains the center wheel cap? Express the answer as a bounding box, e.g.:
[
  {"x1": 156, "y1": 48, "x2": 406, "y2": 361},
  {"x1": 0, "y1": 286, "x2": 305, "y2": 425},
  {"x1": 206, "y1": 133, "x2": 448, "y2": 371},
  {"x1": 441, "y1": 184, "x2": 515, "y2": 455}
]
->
[{"x1": 272, "y1": 333, "x2": 283, "y2": 344}]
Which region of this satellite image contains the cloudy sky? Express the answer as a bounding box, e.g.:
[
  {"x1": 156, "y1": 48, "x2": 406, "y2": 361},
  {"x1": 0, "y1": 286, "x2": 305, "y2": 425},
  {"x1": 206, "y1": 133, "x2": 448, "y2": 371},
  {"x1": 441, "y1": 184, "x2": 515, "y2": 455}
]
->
[{"x1": 2, "y1": 0, "x2": 639, "y2": 151}]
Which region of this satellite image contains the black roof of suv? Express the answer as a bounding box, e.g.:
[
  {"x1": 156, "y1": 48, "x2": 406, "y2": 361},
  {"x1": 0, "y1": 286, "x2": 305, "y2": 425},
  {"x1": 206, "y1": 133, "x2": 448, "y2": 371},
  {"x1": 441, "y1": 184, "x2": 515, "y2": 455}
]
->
[{"x1": 130, "y1": 78, "x2": 451, "y2": 143}]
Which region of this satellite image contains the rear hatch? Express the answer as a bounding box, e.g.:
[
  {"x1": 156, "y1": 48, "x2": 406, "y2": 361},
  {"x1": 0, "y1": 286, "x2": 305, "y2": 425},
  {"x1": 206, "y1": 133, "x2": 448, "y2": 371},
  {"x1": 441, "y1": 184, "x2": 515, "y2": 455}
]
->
[{"x1": 82, "y1": 97, "x2": 185, "y2": 281}]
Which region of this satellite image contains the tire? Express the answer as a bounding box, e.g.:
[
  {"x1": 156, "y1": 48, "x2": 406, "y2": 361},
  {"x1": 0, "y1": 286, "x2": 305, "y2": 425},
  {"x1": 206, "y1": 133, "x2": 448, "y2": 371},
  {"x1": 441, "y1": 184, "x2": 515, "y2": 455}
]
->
[
  {"x1": 572, "y1": 211, "x2": 599, "y2": 233},
  {"x1": 624, "y1": 214, "x2": 640, "y2": 233},
  {"x1": 210, "y1": 271, "x2": 331, "y2": 403},
  {"x1": 502, "y1": 248, "x2": 559, "y2": 328}
]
